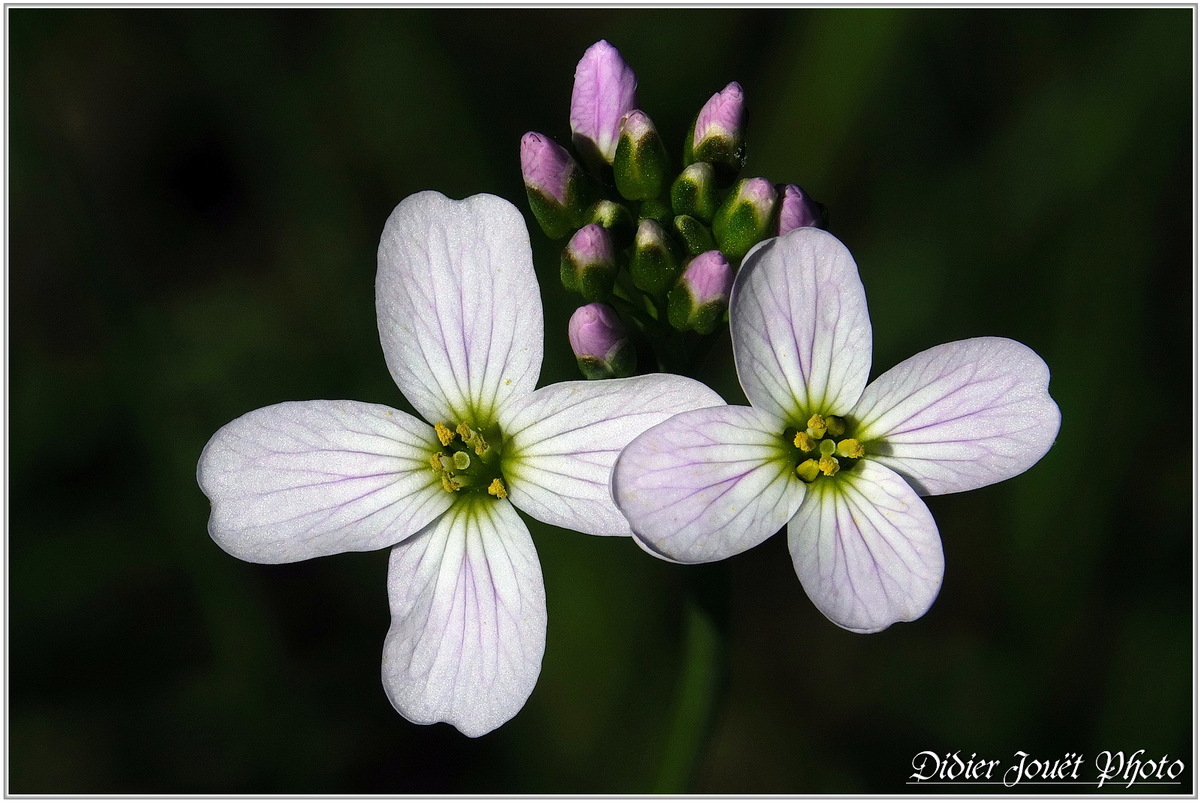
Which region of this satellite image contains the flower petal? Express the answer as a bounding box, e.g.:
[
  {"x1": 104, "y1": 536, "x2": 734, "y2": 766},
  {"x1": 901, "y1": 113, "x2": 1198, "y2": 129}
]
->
[
  {"x1": 197, "y1": 400, "x2": 453, "y2": 564},
  {"x1": 376, "y1": 191, "x2": 543, "y2": 427},
  {"x1": 612, "y1": 404, "x2": 805, "y2": 562},
  {"x1": 850, "y1": 337, "x2": 1061, "y2": 496},
  {"x1": 787, "y1": 460, "x2": 944, "y2": 633},
  {"x1": 731, "y1": 227, "x2": 872, "y2": 424},
  {"x1": 500, "y1": 374, "x2": 725, "y2": 537},
  {"x1": 382, "y1": 498, "x2": 545, "y2": 738}
]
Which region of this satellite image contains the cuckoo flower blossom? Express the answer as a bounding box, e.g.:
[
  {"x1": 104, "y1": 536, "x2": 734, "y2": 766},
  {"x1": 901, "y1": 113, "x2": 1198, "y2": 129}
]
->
[
  {"x1": 197, "y1": 192, "x2": 721, "y2": 736},
  {"x1": 613, "y1": 228, "x2": 1060, "y2": 633}
]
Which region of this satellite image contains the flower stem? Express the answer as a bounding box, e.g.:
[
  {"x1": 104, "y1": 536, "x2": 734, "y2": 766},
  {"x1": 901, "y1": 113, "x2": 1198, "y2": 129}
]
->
[{"x1": 652, "y1": 568, "x2": 728, "y2": 793}]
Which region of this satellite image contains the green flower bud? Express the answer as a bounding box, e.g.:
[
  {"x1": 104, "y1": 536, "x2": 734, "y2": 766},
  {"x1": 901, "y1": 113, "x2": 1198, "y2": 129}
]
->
[
  {"x1": 673, "y1": 215, "x2": 716, "y2": 256},
  {"x1": 667, "y1": 250, "x2": 733, "y2": 334},
  {"x1": 713, "y1": 177, "x2": 778, "y2": 264},
  {"x1": 614, "y1": 110, "x2": 670, "y2": 201},
  {"x1": 629, "y1": 219, "x2": 681, "y2": 296},
  {"x1": 670, "y1": 162, "x2": 721, "y2": 223},
  {"x1": 588, "y1": 199, "x2": 636, "y2": 250},
  {"x1": 560, "y1": 224, "x2": 617, "y2": 302}
]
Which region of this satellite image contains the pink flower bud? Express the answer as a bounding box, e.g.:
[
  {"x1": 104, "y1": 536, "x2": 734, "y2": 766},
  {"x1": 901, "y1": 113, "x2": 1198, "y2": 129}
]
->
[
  {"x1": 570, "y1": 40, "x2": 638, "y2": 166},
  {"x1": 692, "y1": 82, "x2": 745, "y2": 151},
  {"x1": 520, "y1": 132, "x2": 578, "y2": 205},
  {"x1": 565, "y1": 223, "x2": 615, "y2": 268},
  {"x1": 680, "y1": 251, "x2": 733, "y2": 306},
  {"x1": 776, "y1": 183, "x2": 826, "y2": 234},
  {"x1": 568, "y1": 302, "x2": 629, "y2": 362}
]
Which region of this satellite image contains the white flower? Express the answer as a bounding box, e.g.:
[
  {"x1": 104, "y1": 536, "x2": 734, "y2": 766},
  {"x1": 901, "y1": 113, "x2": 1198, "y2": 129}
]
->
[
  {"x1": 197, "y1": 192, "x2": 722, "y2": 736},
  {"x1": 613, "y1": 227, "x2": 1061, "y2": 633}
]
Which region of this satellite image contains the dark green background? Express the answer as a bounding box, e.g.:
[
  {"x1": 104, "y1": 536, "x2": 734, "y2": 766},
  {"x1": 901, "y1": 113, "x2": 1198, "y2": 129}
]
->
[{"x1": 9, "y1": 8, "x2": 1193, "y2": 794}]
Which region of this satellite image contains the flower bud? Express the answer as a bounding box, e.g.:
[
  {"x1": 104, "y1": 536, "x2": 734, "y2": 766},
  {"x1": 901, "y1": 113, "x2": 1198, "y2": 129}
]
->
[
  {"x1": 560, "y1": 224, "x2": 617, "y2": 302},
  {"x1": 670, "y1": 162, "x2": 722, "y2": 223},
  {"x1": 568, "y1": 302, "x2": 635, "y2": 379},
  {"x1": 570, "y1": 40, "x2": 638, "y2": 171},
  {"x1": 588, "y1": 199, "x2": 636, "y2": 249},
  {"x1": 687, "y1": 82, "x2": 746, "y2": 176},
  {"x1": 614, "y1": 110, "x2": 669, "y2": 201},
  {"x1": 713, "y1": 177, "x2": 778, "y2": 264},
  {"x1": 777, "y1": 183, "x2": 828, "y2": 234},
  {"x1": 521, "y1": 132, "x2": 592, "y2": 239},
  {"x1": 673, "y1": 214, "x2": 716, "y2": 256},
  {"x1": 668, "y1": 250, "x2": 734, "y2": 334},
  {"x1": 629, "y1": 218, "x2": 682, "y2": 296}
]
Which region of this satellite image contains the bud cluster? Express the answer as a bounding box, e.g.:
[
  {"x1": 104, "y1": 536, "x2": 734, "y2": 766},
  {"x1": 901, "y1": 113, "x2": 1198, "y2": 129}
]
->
[{"x1": 520, "y1": 40, "x2": 828, "y2": 378}]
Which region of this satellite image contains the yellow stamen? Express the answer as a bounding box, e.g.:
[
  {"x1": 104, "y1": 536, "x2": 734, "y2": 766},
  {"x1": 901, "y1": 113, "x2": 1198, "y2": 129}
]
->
[
  {"x1": 487, "y1": 478, "x2": 508, "y2": 499},
  {"x1": 472, "y1": 435, "x2": 490, "y2": 456},
  {"x1": 796, "y1": 459, "x2": 820, "y2": 482},
  {"x1": 836, "y1": 438, "x2": 864, "y2": 459},
  {"x1": 794, "y1": 431, "x2": 816, "y2": 452},
  {"x1": 818, "y1": 455, "x2": 840, "y2": 477},
  {"x1": 434, "y1": 422, "x2": 455, "y2": 447},
  {"x1": 429, "y1": 453, "x2": 443, "y2": 472},
  {"x1": 456, "y1": 422, "x2": 475, "y2": 440},
  {"x1": 440, "y1": 474, "x2": 460, "y2": 493},
  {"x1": 806, "y1": 414, "x2": 827, "y2": 439},
  {"x1": 825, "y1": 416, "x2": 846, "y2": 438}
]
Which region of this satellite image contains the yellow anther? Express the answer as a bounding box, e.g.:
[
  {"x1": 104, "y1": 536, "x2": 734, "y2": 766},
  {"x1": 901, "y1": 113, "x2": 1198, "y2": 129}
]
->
[
  {"x1": 440, "y1": 474, "x2": 461, "y2": 493},
  {"x1": 825, "y1": 416, "x2": 846, "y2": 438},
  {"x1": 796, "y1": 459, "x2": 820, "y2": 482},
  {"x1": 456, "y1": 422, "x2": 475, "y2": 440},
  {"x1": 429, "y1": 453, "x2": 443, "y2": 472},
  {"x1": 794, "y1": 431, "x2": 816, "y2": 452},
  {"x1": 452, "y1": 451, "x2": 472, "y2": 470},
  {"x1": 806, "y1": 414, "x2": 827, "y2": 439},
  {"x1": 472, "y1": 435, "x2": 490, "y2": 456},
  {"x1": 836, "y1": 438, "x2": 864, "y2": 459},
  {"x1": 818, "y1": 455, "x2": 840, "y2": 477},
  {"x1": 434, "y1": 422, "x2": 455, "y2": 447},
  {"x1": 487, "y1": 478, "x2": 508, "y2": 499}
]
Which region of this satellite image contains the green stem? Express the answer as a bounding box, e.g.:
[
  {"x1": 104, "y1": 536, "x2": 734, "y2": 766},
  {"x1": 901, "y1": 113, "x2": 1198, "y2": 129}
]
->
[{"x1": 652, "y1": 570, "x2": 728, "y2": 793}]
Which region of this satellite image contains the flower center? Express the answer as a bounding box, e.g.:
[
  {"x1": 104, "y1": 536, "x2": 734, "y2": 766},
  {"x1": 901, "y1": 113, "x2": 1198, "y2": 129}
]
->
[
  {"x1": 785, "y1": 413, "x2": 865, "y2": 483},
  {"x1": 429, "y1": 421, "x2": 508, "y2": 499}
]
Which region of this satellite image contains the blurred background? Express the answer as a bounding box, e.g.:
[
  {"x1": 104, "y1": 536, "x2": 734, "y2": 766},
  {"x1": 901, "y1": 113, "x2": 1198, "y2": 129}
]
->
[{"x1": 8, "y1": 8, "x2": 1193, "y2": 794}]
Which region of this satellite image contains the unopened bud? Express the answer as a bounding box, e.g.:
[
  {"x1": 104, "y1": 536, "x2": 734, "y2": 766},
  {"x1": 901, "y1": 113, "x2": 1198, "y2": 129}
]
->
[
  {"x1": 570, "y1": 40, "x2": 638, "y2": 171},
  {"x1": 629, "y1": 219, "x2": 681, "y2": 296},
  {"x1": 614, "y1": 110, "x2": 669, "y2": 201},
  {"x1": 561, "y1": 224, "x2": 617, "y2": 302},
  {"x1": 713, "y1": 177, "x2": 778, "y2": 264},
  {"x1": 777, "y1": 183, "x2": 828, "y2": 234},
  {"x1": 521, "y1": 132, "x2": 591, "y2": 239},
  {"x1": 588, "y1": 199, "x2": 636, "y2": 249},
  {"x1": 668, "y1": 250, "x2": 733, "y2": 335},
  {"x1": 568, "y1": 302, "x2": 635, "y2": 379},
  {"x1": 670, "y1": 162, "x2": 722, "y2": 223},
  {"x1": 673, "y1": 214, "x2": 716, "y2": 256},
  {"x1": 687, "y1": 82, "x2": 746, "y2": 177}
]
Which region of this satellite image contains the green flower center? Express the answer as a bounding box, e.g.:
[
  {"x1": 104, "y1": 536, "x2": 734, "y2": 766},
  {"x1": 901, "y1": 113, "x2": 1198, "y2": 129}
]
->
[
  {"x1": 429, "y1": 421, "x2": 508, "y2": 499},
  {"x1": 785, "y1": 414, "x2": 865, "y2": 483}
]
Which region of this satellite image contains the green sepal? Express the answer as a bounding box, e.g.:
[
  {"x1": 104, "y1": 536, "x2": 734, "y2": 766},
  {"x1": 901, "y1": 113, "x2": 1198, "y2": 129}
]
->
[
  {"x1": 575, "y1": 342, "x2": 635, "y2": 380},
  {"x1": 673, "y1": 215, "x2": 716, "y2": 256},
  {"x1": 639, "y1": 198, "x2": 673, "y2": 225},
  {"x1": 630, "y1": 223, "x2": 682, "y2": 296},
  {"x1": 667, "y1": 285, "x2": 725, "y2": 335},
  {"x1": 670, "y1": 162, "x2": 722, "y2": 223},
  {"x1": 588, "y1": 200, "x2": 636, "y2": 250},
  {"x1": 713, "y1": 185, "x2": 777, "y2": 264},
  {"x1": 526, "y1": 171, "x2": 594, "y2": 240},
  {"x1": 614, "y1": 125, "x2": 670, "y2": 201}
]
